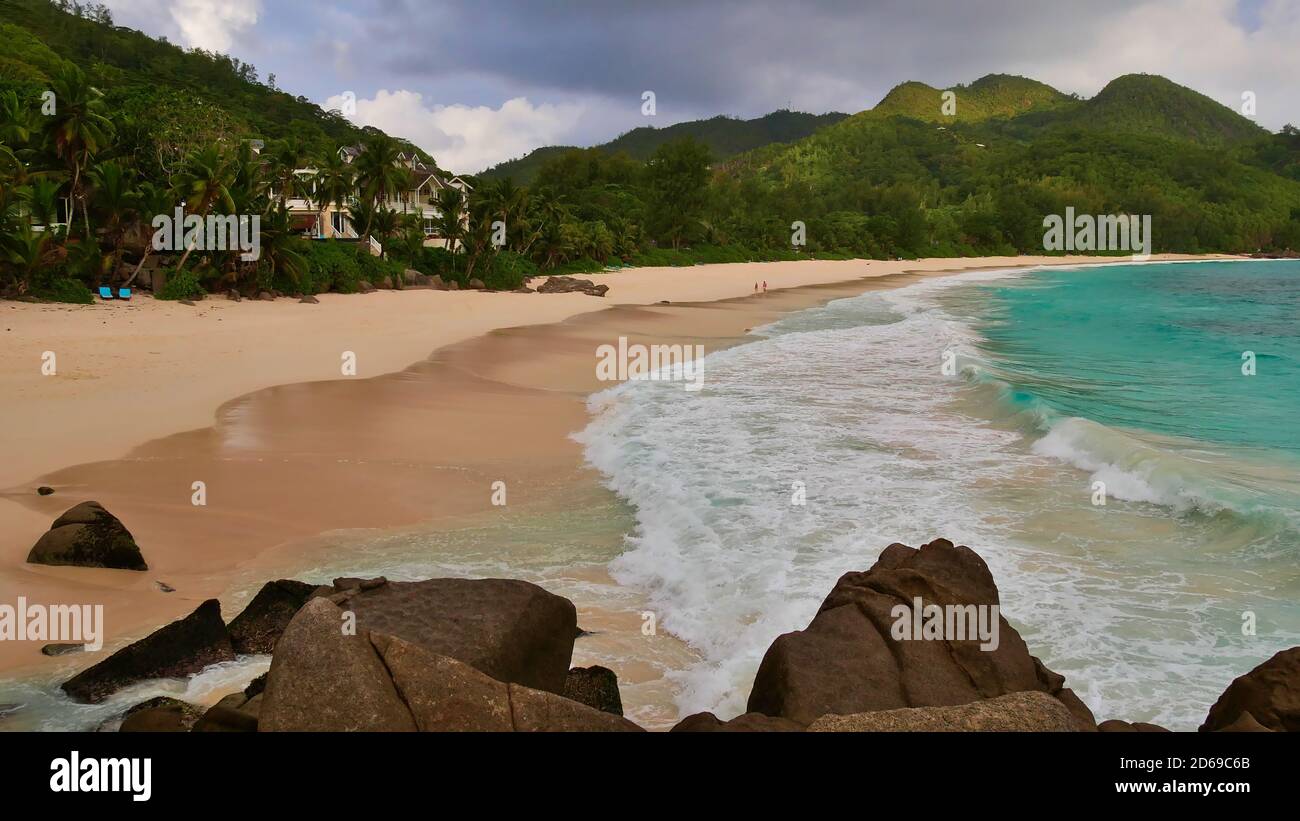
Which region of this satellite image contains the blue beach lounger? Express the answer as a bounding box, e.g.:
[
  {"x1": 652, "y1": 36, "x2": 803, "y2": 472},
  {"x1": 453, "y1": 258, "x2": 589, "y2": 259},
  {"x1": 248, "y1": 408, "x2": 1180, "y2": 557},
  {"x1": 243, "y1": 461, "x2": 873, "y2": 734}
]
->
[
  {"x1": 117, "y1": 288, "x2": 132, "y2": 300},
  {"x1": 98, "y1": 286, "x2": 114, "y2": 300}
]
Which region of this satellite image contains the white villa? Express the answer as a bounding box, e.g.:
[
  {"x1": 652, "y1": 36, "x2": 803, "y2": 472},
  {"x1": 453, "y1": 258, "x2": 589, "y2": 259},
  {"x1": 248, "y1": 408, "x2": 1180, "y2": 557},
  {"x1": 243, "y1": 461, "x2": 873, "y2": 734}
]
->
[{"x1": 277, "y1": 145, "x2": 472, "y2": 253}]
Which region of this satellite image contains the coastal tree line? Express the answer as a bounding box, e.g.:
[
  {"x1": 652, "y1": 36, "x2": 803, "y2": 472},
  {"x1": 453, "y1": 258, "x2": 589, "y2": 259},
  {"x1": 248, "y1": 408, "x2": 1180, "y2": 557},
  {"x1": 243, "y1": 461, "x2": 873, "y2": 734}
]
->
[{"x1": 4, "y1": 0, "x2": 1300, "y2": 303}]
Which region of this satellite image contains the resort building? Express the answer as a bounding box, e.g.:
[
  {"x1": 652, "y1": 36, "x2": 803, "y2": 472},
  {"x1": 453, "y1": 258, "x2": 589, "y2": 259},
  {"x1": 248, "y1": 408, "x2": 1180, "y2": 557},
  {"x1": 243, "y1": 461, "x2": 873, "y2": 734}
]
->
[{"x1": 279, "y1": 145, "x2": 472, "y2": 253}]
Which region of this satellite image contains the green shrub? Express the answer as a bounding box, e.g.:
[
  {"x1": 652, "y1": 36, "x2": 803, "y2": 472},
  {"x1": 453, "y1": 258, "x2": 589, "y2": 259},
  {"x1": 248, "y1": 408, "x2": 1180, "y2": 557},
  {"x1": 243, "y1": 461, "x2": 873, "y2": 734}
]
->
[
  {"x1": 156, "y1": 268, "x2": 206, "y2": 301},
  {"x1": 483, "y1": 250, "x2": 539, "y2": 291},
  {"x1": 300, "y1": 240, "x2": 362, "y2": 293},
  {"x1": 32, "y1": 277, "x2": 93, "y2": 304}
]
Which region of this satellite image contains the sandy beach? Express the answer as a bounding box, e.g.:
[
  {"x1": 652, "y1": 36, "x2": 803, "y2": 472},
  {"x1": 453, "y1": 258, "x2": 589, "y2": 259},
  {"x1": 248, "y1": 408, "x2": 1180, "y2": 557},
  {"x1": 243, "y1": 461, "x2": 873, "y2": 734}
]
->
[{"x1": 0, "y1": 254, "x2": 1233, "y2": 681}]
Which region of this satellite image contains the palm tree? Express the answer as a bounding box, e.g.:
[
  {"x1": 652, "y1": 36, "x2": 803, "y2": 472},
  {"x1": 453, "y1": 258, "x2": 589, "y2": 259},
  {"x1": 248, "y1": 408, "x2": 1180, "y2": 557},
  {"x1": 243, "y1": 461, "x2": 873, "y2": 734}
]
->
[
  {"x1": 347, "y1": 199, "x2": 377, "y2": 250},
  {"x1": 172, "y1": 145, "x2": 235, "y2": 273},
  {"x1": 432, "y1": 186, "x2": 466, "y2": 252},
  {"x1": 1, "y1": 224, "x2": 53, "y2": 294},
  {"x1": 87, "y1": 160, "x2": 138, "y2": 276},
  {"x1": 0, "y1": 90, "x2": 32, "y2": 147},
  {"x1": 270, "y1": 137, "x2": 309, "y2": 208},
  {"x1": 18, "y1": 177, "x2": 63, "y2": 230},
  {"x1": 313, "y1": 149, "x2": 355, "y2": 237},
  {"x1": 481, "y1": 178, "x2": 527, "y2": 251},
  {"x1": 257, "y1": 204, "x2": 310, "y2": 290},
  {"x1": 124, "y1": 181, "x2": 173, "y2": 286},
  {"x1": 369, "y1": 205, "x2": 400, "y2": 259},
  {"x1": 44, "y1": 65, "x2": 113, "y2": 242},
  {"x1": 352, "y1": 134, "x2": 408, "y2": 244}
]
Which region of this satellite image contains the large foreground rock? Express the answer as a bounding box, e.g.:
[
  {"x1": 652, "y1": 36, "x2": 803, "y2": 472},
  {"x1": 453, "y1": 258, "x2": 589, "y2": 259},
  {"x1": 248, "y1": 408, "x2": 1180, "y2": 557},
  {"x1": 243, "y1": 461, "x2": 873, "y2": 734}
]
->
[
  {"x1": 62, "y1": 600, "x2": 235, "y2": 703},
  {"x1": 26, "y1": 502, "x2": 147, "y2": 571},
  {"x1": 259, "y1": 598, "x2": 416, "y2": 732},
  {"x1": 260, "y1": 599, "x2": 641, "y2": 732},
  {"x1": 321, "y1": 577, "x2": 576, "y2": 694},
  {"x1": 226, "y1": 579, "x2": 321, "y2": 654},
  {"x1": 1200, "y1": 647, "x2": 1300, "y2": 732},
  {"x1": 747, "y1": 539, "x2": 1096, "y2": 729},
  {"x1": 808, "y1": 691, "x2": 1080, "y2": 732}
]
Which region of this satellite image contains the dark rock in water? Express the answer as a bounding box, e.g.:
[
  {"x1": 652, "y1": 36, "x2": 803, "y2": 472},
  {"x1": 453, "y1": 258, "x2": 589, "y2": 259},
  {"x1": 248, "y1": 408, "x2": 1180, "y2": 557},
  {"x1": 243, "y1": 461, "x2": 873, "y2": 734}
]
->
[
  {"x1": 258, "y1": 598, "x2": 417, "y2": 732},
  {"x1": 299, "y1": 295, "x2": 319, "y2": 304},
  {"x1": 563, "y1": 666, "x2": 624, "y2": 716},
  {"x1": 37, "y1": 486, "x2": 54, "y2": 496},
  {"x1": 61, "y1": 599, "x2": 236, "y2": 704},
  {"x1": 1200, "y1": 647, "x2": 1300, "y2": 732},
  {"x1": 575, "y1": 625, "x2": 591, "y2": 638},
  {"x1": 537, "y1": 276, "x2": 608, "y2": 297},
  {"x1": 671, "y1": 712, "x2": 804, "y2": 732},
  {"x1": 259, "y1": 595, "x2": 640, "y2": 732},
  {"x1": 808, "y1": 691, "x2": 1080, "y2": 732},
  {"x1": 226, "y1": 579, "x2": 319, "y2": 655},
  {"x1": 1099, "y1": 719, "x2": 1172, "y2": 732},
  {"x1": 322, "y1": 577, "x2": 576, "y2": 695},
  {"x1": 746, "y1": 538, "x2": 1097, "y2": 729},
  {"x1": 26, "y1": 501, "x2": 148, "y2": 571},
  {"x1": 192, "y1": 704, "x2": 258, "y2": 733},
  {"x1": 119, "y1": 697, "x2": 206, "y2": 733},
  {"x1": 243, "y1": 672, "x2": 268, "y2": 699},
  {"x1": 155, "y1": 581, "x2": 175, "y2": 593},
  {"x1": 42, "y1": 643, "x2": 85, "y2": 657}
]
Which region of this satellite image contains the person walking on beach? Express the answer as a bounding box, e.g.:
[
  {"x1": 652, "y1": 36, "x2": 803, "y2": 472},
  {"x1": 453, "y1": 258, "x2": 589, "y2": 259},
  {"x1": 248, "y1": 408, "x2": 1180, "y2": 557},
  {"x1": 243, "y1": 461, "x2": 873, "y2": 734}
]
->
[
  {"x1": 754, "y1": 282, "x2": 759, "y2": 294},
  {"x1": 762, "y1": 280, "x2": 768, "y2": 294}
]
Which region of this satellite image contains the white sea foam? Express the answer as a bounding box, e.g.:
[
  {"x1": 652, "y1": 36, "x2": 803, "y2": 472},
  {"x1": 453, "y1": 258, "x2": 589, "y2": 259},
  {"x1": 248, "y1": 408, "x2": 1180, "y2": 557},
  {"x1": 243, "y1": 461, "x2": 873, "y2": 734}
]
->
[{"x1": 576, "y1": 268, "x2": 1300, "y2": 728}]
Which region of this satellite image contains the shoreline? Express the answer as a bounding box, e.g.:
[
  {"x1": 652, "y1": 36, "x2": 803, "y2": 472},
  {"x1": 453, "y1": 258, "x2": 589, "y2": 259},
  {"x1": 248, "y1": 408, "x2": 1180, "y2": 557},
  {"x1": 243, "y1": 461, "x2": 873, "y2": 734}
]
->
[{"x1": 0, "y1": 253, "x2": 1238, "y2": 685}]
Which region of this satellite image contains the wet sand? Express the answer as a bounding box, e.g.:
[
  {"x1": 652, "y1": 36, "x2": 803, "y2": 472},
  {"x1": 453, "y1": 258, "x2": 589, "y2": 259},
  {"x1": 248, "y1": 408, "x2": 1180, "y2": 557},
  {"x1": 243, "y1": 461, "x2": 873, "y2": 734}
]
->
[{"x1": 0, "y1": 254, "x2": 1233, "y2": 682}]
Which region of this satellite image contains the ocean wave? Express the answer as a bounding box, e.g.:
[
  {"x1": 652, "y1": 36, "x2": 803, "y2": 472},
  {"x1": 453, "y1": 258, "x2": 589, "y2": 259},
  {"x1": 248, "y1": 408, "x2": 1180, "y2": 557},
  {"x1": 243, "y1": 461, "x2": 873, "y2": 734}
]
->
[{"x1": 576, "y1": 264, "x2": 1300, "y2": 728}]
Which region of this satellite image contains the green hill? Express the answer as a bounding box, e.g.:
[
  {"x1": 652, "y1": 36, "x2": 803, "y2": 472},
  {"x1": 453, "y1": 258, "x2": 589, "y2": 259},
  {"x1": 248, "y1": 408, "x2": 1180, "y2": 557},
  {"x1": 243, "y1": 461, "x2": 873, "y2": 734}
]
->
[
  {"x1": 479, "y1": 109, "x2": 848, "y2": 183},
  {"x1": 703, "y1": 72, "x2": 1300, "y2": 257},
  {"x1": 871, "y1": 74, "x2": 1075, "y2": 122},
  {"x1": 1057, "y1": 73, "x2": 1266, "y2": 147},
  {"x1": 0, "y1": 0, "x2": 430, "y2": 169}
]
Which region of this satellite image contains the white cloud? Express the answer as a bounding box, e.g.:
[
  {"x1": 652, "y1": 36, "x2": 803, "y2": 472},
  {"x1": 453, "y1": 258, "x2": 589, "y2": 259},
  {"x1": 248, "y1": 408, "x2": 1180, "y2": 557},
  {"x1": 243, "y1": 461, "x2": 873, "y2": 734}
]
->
[
  {"x1": 325, "y1": 90, "x2": 586, "y2": 174},
  {"x1": 103, "y1": 0, "x2": 262, "y2": 53}
]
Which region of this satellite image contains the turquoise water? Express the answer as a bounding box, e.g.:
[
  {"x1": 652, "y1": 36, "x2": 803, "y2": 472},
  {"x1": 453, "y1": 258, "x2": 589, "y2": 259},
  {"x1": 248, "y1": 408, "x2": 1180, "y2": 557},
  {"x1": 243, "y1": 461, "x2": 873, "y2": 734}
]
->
[
  {"x1": 962, "y1": 260, "x2": 1300, "y2": 541},
  {"x1": 578, "y1": 259, "x2": 1300, "y2": 728},
  {"x1": 976, "y1": 261, "x2": 1299, "y2": 453}
]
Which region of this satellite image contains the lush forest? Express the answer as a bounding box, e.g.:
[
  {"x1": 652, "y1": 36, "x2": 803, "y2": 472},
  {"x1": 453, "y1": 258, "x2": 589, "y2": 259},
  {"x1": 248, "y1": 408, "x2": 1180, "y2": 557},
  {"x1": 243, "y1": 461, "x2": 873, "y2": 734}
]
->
[{"x1": 3, "y1": 1, "x2": 1300, "y2": 305}]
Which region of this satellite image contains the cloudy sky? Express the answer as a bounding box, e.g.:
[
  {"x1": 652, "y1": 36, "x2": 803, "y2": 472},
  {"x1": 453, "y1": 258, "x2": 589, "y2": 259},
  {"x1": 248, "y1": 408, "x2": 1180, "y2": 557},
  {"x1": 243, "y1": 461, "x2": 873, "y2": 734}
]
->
[{"x1": 101, "y1": 0, "x2": 1300, "y2": 173}]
